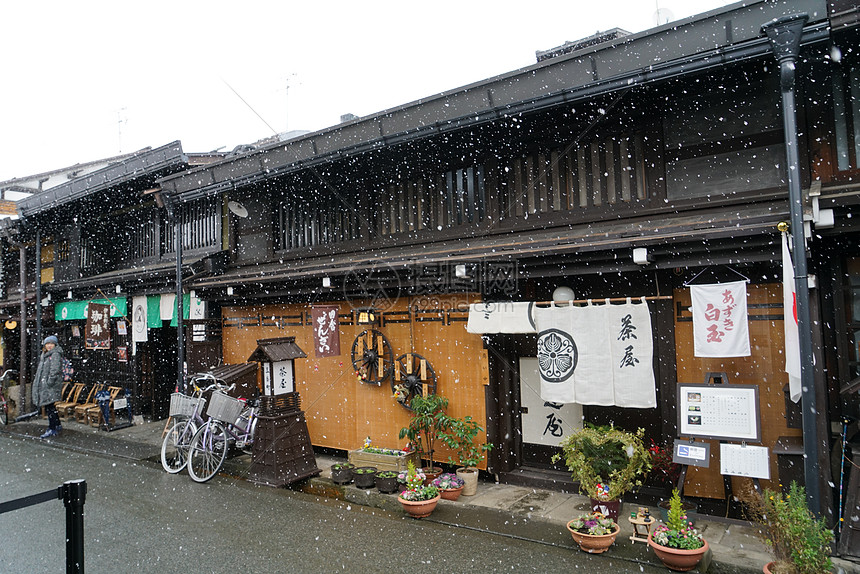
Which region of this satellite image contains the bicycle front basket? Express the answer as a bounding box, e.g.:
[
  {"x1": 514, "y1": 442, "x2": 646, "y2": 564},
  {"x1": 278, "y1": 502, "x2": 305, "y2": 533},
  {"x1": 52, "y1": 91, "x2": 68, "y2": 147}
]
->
[
  {"x1": 207, "y1": 391, "x2": 244, "y2": 424},
  {"x1": 169, "y1": 392, "x2": 204, "y2": 418}
]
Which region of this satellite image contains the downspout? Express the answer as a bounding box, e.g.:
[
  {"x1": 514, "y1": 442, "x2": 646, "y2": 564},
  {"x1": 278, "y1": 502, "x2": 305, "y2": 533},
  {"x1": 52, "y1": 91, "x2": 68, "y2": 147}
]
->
[
  {"x1": 35, "y1": 229, "x2": 41, "y2": 353},
  {"x1": 18, "y1": 241, "x2": 27, "y2": 414},
  {"x1": 163, "y1": 194, "x2": 185, "y2": 394},
  {"x1": 762, "y1": 14, "x2": 821, "y2": 515}
]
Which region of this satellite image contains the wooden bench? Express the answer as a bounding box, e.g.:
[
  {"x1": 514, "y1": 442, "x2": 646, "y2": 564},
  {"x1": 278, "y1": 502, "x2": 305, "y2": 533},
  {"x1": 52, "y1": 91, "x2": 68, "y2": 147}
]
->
[
  {"x1": 73, "y1": 383, "x2": 106, "y2": 423},
  {"x1": 54, "y1": 382, "x2": 85, "y2": 419}
]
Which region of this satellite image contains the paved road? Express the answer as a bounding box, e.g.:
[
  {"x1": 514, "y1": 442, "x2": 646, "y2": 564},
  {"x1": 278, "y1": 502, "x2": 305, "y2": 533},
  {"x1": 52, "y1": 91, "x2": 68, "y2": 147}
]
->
[{"x1": 0, "y1": 435, "x2": 669, "y2": 573}]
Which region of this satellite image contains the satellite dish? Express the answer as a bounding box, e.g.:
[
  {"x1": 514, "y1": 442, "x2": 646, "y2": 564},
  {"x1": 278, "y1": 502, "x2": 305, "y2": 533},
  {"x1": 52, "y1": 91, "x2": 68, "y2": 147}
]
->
[
  {"x1": 653, "y1": 7, "x2": 674, "y2": 25},
  {"x1": 228, "y1": 200, "x2": 249, "y2": 218}
]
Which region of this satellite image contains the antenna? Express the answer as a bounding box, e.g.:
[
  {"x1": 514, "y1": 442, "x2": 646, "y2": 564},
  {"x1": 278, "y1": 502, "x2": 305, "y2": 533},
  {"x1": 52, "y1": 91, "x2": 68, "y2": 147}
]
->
[
  {"x1": 653, "y1": 0, "x2": 674, "y2": 25},
  {"x1": 116, "y1": 108, "x2": 128, "y2": 153}
]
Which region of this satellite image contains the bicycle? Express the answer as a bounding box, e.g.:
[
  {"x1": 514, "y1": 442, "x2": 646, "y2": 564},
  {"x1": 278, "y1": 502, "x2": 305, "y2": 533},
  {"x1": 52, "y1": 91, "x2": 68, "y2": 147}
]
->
[
  {"x1": 0, "y1": 369, "x2": 15, "y2": 425},
  {"x1": 160, "y1": 373, "x2": 230, "y2": 474},
  {"x1": 186, "y1": 389, "x2": 259, "y2": 483}
]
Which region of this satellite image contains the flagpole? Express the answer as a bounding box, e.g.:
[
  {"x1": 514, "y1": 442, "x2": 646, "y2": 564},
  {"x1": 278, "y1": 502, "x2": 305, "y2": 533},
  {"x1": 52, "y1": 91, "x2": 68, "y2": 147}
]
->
[{"x1": 763, "y1": 14, "x2": 820, "y2": 515}]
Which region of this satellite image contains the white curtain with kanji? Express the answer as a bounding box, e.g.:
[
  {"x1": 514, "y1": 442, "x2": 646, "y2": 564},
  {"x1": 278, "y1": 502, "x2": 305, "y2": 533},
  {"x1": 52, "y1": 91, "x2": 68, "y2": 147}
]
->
[{"x1": 690, "y1": 281, "x2": 750, "y2": 358}]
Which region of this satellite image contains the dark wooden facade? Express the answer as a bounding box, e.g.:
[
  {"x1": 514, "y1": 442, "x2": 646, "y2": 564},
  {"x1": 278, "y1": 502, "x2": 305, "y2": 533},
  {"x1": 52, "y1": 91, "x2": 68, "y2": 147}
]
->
[{"x1": 4, "y1": 0, "x2": 860, "y2": 533}]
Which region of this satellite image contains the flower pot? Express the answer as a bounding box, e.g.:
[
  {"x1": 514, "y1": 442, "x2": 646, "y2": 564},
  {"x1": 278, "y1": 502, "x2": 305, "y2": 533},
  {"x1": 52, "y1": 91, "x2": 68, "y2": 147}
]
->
[
  {"x1": 658, "y1": 499, "x2": 698, "y2": 525},
  {"x1": 398, "y1": 494, "x2": 441, "y2": 518},
  {"x1": 647, "y1": 532, "x2": 709, "y2": 572},
  {"x1": 375, "y1": 474, "x2": 400, "y2": 494},
  {"x1": 353, "y1": 467, "x2": 377, "y2": 489},
  {"x1": 762, "y1": 563, "x2": 774, "y2": 574},
  {"x1": 330, "y1": 464, "x2": 354, "y2": 485},
  {"x1": 422, "y1": 466, "x2": 443, "y2": 485},
  {"x1": 456, "y1": 467, "x2": 479, "y2": 496},
  {"x1": 440, "y1": 486, "x2": 464, "y2": 501},
  {"x1": 590, "y1": 498, "x2": 621, "y2": 522},
  {"x1": 566, "y1": 521, "x2": 620, "y2": 554}
]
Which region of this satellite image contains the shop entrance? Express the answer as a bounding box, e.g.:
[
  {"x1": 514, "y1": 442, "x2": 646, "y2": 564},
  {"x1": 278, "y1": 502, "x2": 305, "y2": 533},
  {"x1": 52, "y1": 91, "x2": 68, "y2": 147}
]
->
[{"x1": 138, "y1": 327, "x2": 177, "y2": 420}]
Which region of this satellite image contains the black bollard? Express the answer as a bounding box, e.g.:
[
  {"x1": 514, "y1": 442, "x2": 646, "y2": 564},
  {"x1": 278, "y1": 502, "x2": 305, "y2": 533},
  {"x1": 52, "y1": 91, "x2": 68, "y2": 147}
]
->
[{"x1": 62, "y1": 479, "x2": 86, "y2": 574}]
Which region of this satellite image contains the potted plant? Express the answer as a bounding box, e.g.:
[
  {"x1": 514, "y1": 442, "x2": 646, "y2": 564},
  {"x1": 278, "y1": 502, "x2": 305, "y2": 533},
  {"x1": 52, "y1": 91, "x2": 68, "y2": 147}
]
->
[
  {"x1": 566, "y1": 512, "x2": 620, "y2": 554},
  {"x1": 398, "y1": 461, "x2": 441, "y2": 518},
  {"x1": 432, "y1": 472, "x2": 465, "y2": 501},
  {"x1": 398, "y1": 394, "x2": 452, "y2": 480},
  {"x1": 330, "y1": 462, "x2": 355, "y2": 485},
  {"x1": 551, "y1": 424, "x2": 651, "y2": 520},
  {"x1": 352, "y1": 466, "x2": 377, "y2": 489},
  {"x1": 375, "y1": 470, "x2": 400, "y2": 494},
  {"x1": 439, "y1": 413, "x2": 493, "y2": 496},
  {"x1": 647, "y1": 489, "x2": 709, "y2": 571},
  {"x1": 348, "y1": 437, "x2": 420, "y2": 472},
  {"x1": 742, "y1": 481, "x2": 833, "y2": 574}
]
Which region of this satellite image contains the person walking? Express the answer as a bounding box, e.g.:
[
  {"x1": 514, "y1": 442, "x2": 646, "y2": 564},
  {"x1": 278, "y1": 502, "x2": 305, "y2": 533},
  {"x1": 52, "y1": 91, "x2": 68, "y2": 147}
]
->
[{"x1": 33, "y1": 335, "x2": 64, "y2": 439}]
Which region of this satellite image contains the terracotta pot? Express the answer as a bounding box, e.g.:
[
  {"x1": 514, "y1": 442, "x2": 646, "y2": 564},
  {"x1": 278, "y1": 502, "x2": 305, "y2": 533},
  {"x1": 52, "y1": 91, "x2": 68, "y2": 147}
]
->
[
  {"x1": 398, "y1": 494, "x2": 441, "y2": 518},
  {"x1": 590, "y1": 498, "x2": 621, "y2": 521},
  {"x1": 566, "y1": 521, "x2": 620, "y2": 554},
  {"x1": 763, "y1": 562, "x2": 774, "y2": 574},
  {"x1": 647, "y1": 532, "x2": 709, "y2": 572},
  {"x1": 456, "y1": 467, "x2": 479, "y2": 496},
  {"x1": 440, "y1": 486, "x2": 464, "y2": 501},
  {"x1": 422, "y1": 467, "x2": 443, "y2": 485}
]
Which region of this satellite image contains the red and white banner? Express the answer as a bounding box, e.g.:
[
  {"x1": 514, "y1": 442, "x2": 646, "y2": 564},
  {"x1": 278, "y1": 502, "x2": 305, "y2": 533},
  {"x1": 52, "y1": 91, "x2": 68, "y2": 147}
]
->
[
  {"x1": 782, "y1": 232, "x2": 801, "y2": 402},
  {"x1": 311, "y1": 305, "x2": 341, "y2": 358},
  {"x1": 691, "y1": 281, "x2": 750, "y2": 358}
]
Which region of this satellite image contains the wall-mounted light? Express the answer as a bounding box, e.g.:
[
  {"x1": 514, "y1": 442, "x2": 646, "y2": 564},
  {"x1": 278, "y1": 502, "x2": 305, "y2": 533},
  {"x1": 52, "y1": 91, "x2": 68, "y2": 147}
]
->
[
  {"x1": 227, "y1": 286, "x2": 234, "y2": 296},
  {"x1": 552, "y1": 286, "x2": 575, "y2": 304},
  {"x1": 322, "y1": 277, "x2": 332, "y2": 288},
  {"x1": 356, "y1": 307, "x2": 378, "y2": 325},
  {"x1": 454, "y1": 264, "x2": 469, "y2": 278},
  {"x1": 67, "y1": 290, "x2": 73, "y2": 300},
  {"x1": 115, "y1": 285, "x2": 122, "y2": 294},
  {"x1": 633, "y1": 247, "x2": 650, "y2": 265}
]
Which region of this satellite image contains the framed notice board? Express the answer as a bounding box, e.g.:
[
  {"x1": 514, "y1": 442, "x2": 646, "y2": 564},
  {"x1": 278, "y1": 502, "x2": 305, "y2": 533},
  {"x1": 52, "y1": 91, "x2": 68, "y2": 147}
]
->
[{"x1": 677, "y1": 383, "x2": 761, "y2": 442}]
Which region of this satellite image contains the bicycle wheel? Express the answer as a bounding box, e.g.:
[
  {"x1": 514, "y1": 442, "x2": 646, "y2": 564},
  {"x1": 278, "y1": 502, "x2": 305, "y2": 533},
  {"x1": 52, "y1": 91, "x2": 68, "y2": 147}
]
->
[
  {"x1": 187, "y1": 421, "x2": 229, "y2": 483},
  {"x1": 0, "y1": 393, "x2": 7, "y2": 425},
  {"x1": 160, "y1": 419, "x2": 197, "y2": 473}
]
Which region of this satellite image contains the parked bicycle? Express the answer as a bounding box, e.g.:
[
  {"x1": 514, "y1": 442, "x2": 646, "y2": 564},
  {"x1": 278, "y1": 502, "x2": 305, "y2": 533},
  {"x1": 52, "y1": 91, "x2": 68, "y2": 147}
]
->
[
  {"x1": 160, "y1": 373, "x2": 230, "y2": 474},
  {"x1": 186, "y1": 389, "x2": 259, "y2": 483}
]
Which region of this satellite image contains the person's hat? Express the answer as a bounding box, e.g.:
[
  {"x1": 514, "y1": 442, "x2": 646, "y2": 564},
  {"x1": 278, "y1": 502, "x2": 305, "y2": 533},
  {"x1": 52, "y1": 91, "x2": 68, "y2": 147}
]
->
[{"x1": 42, "y1": 335, "x2": 59, "y2": 346}]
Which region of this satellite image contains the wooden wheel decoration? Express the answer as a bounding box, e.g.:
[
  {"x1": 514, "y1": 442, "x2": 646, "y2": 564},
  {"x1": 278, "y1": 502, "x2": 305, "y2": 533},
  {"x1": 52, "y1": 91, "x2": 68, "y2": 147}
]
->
[
  {"x1": 392, "y1": 353, "x2": 437, "y2": 410},
  {"x1": 351, "y1": 329, "x2": 393, "y2": 385}
]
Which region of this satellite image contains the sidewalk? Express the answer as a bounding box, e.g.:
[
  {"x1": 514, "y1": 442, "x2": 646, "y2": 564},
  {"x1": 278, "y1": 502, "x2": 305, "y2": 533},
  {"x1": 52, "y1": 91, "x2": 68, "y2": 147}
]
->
[{"x1": 3, "y1": 418, "x2": 857, "y2": 574}]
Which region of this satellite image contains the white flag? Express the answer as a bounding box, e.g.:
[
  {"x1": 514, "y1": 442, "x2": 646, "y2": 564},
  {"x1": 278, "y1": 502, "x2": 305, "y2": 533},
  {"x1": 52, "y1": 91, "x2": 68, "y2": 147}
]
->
[
  {"x1": 782, "y1": 232, "x2": 801, "y2": 403},
  {"x1": 132, "y1": 296, "x2": 148, "y2": 343},
  {"x1": 690, "y1": 281, "x2": 751, "y2": 358}
]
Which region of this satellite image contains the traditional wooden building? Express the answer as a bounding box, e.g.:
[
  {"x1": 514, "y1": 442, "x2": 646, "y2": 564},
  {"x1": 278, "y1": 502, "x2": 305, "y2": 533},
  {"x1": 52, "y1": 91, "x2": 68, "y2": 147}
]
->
[
  {"x1": 1, "y1": 142, "x2": 225, "y2": 417},
  {"x1": 6, "y1": 0, "x2": 859, "y2": 538},
  {"x1": 160, "y1": 0, "x2": 860, "y2": 523}
]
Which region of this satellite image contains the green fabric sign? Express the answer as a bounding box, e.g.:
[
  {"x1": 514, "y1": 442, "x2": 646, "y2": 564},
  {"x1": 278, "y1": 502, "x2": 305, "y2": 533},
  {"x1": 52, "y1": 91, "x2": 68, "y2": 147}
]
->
[
  {"x1": 55, "y1": 297, "x2": 127, "y2": 321},
  {"x1": 147, "y1": 296, "x2": 162, "y2": 328},
  {"x1": 170, "y1": 294, "x2": 191, "y2": 327}
]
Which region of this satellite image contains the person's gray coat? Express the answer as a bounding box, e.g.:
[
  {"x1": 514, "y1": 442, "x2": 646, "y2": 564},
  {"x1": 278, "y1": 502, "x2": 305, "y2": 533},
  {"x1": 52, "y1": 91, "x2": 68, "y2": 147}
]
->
[{"x1": 32, "y1": 344, "x2": 64, "y2": 407}]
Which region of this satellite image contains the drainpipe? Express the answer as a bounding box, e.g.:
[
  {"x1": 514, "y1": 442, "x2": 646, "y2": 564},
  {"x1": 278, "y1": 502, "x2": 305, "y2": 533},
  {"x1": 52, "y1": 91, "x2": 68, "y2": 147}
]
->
[
  {"x1": 18, "y1": 241, "x2": 27, "y2": 414},
  {"x1": 164, "y1": 196, "x2": 185, "y2": 394},
  {"x1": 35, "y1": 229, "x2": 41, "y2": 352},
  {"x1": 762, "y1": 14, "x2": 820, "y2": 515}
]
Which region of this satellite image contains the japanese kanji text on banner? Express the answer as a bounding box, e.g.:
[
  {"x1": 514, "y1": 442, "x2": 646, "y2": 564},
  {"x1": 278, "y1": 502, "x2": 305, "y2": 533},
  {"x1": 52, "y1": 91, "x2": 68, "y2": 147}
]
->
[
  {"x1": 86, "y1": 302, "x2": 112, "y2": 350},
  {"x1": 312, "y1": 305, "x2": 341, "y2": 358},
  {"x1": 690, "y1": 281, "x2": 750, "y2": 358}
]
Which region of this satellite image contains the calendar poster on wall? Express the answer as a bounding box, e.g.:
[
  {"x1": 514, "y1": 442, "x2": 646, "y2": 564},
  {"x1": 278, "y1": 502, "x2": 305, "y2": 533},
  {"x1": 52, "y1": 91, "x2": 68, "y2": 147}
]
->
[{"x1": 676, "y1": 384, "x2": 760, "y2": 442}]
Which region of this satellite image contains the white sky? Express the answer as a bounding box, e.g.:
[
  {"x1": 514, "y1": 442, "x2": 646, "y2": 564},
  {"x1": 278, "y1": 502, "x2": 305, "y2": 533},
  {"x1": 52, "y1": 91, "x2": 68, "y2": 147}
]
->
[{"x1": 0, "y1": 0, "x2": 733, "y2": 183}]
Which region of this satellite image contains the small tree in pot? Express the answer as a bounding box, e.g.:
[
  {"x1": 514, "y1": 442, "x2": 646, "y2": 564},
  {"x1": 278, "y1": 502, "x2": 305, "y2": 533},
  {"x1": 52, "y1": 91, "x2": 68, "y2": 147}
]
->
[
  {"x1": 398, "y1": 394, "x2": 452, "y2": 478},
  {"x1": 439, "y1": 414, "x2": 493, "y2": 496}
]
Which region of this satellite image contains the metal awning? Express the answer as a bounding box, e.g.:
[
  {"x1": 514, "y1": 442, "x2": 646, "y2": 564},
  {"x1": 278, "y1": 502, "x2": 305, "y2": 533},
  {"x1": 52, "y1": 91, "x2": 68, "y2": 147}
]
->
[{"x1": 248, "y1": 337, "x2": 307, "y2": 363}]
